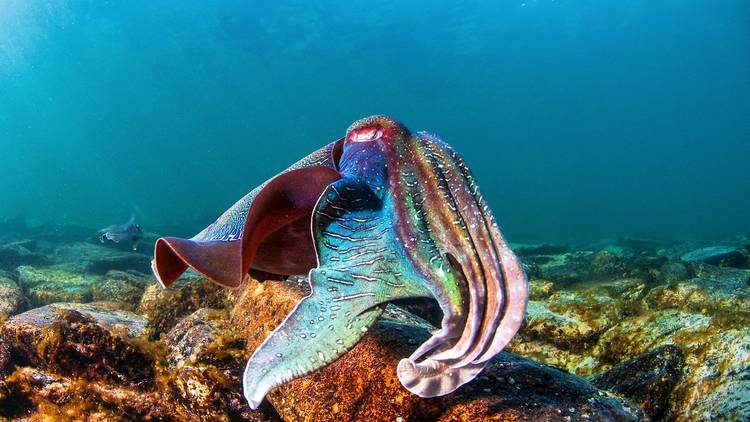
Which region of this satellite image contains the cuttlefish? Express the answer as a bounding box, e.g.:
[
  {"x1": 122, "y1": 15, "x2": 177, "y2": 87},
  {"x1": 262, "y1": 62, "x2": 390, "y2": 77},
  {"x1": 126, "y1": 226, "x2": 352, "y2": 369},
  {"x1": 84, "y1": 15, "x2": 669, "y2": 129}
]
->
[
  {"x1": 151, "y1": 116, "x2": 528, "y2": 409},
  {"x1": 100, "y1": 215, "x2": 143, "y2": 251}
]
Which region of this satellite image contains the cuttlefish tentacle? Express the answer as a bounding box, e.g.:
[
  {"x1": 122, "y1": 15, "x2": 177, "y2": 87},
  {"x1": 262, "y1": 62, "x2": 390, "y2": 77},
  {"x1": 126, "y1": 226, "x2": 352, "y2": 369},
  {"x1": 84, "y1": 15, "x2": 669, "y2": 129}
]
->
[
  {"x1": 150, "y1": 115, "x2": 528, "y2": 409},
  {"x1": 394, "y1": 132, "x2": 528, "y2": 396}
]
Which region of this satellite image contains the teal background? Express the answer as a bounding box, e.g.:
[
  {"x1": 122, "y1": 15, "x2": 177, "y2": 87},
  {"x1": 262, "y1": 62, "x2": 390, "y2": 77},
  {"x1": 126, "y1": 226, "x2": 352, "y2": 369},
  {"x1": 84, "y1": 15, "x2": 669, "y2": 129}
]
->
[{"x1": 1, "y1": 1, "x2": 748, "y2": 243}]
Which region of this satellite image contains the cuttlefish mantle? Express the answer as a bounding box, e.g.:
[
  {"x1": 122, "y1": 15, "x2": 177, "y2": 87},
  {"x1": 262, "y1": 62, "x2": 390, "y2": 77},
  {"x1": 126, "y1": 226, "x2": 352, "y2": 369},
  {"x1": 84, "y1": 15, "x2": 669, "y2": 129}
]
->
[{"x1": 151, "y1": 115, "x2": 528, "y2": 409}]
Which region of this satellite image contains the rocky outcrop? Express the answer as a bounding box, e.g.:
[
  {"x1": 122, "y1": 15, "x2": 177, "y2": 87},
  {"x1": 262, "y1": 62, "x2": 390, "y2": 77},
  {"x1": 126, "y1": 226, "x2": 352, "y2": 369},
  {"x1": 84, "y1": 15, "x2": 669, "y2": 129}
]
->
[
  {"x1": 0, "y1": 241, "x2": 50, "y2": 272},
  {"x1": 91, "y1": 270, "x2": 148, "y2": 310},
  {"x1": 0, "y1": 274, "x2": 24, "y2": 317},
  {"x1": 0, "y1": 302, "x2": 279, "y2": 421},
  {"x1": 16, "y1": 265, "x2": 98, "y2": 307},
  {"x1": 51, "y1": 242, "x2": 151, "y2": 274},
  {"x1": 137, "y1": 271, "x2": 228, "y2": 337},
  {"x1": 681, "y1": 245, "x2": 747, "y2": 268},
  {"x1": 590, "y1": 344, "x2": 684, "y2": 420}
]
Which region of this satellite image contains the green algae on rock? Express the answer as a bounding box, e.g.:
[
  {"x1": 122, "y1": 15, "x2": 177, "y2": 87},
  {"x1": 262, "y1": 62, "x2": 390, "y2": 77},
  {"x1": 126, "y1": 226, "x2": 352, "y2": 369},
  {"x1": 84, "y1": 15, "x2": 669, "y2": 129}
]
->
[
  {"x1": 16, "y1": 266, "x2": 98, "y2": 307},
  {"x1": 137, "y1": 271, "x2": 228, "y2": 338},
  {"x1": 91, "y1": 270, "x2": 148, "y2": 310},
  {"x1": 0, "y1": 275, "x2": 24, "y2": 318},
  {"x1": 0, "y1": 302, "x2": 279, "y2": 421}
]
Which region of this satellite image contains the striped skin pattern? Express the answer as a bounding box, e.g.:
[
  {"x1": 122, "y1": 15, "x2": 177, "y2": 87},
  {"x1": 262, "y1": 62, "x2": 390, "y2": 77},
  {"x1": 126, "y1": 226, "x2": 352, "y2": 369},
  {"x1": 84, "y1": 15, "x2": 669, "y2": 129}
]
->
[
  {"x1": 241, "y1": 116, "x2": 528, "y2": 408},
  {"x1": 150, "y1": 115, "x2": 527, "y2": 409}
]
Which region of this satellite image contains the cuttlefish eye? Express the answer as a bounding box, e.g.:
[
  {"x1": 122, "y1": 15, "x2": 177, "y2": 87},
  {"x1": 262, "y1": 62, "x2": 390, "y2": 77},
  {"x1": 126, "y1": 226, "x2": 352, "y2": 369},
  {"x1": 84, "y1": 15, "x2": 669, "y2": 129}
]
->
[{"x1": 347, "y1": 126, "x2": 383, "y2": 143}]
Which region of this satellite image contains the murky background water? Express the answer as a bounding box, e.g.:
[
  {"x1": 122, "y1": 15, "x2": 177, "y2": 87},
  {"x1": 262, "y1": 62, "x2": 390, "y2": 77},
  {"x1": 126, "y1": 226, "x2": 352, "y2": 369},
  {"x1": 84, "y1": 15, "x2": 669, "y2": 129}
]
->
[{"x1": 1, "y1": 0, "x2": 748, "y2": 243}]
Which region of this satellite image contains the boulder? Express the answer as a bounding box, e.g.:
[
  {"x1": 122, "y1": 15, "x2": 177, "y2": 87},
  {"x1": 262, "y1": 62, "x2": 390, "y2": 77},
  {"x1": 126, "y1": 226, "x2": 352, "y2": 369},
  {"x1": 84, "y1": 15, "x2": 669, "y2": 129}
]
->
[
  {"x1": 0, "y1": 303, "x2": 150, "y2": 383},
  {"x1": 590, "y1": 344, "x2": 684, "y2": 420},
  {"x1": 16, "y1": 265, "x2": 99, "y2": 307},
  {"x1": 590, "y1": 250, "x2": 627, "y2": 280},
  {"x1": 0, "y1": 275, "x2": 24, "y2": 317},
  {"x1": 0, "y1": 302, "x2": 279, "y2": 421},
  {"x1": 690, "y1": 264, "x2": 750, "y2": 296},
  {"x1": 681, "y1": 245, "x2": 747, "y2": 268},
  {"x1": 51, "y1": 242, "x2": 151, "y2": 274},
  {"x1": 658, "y1": 261, "x2": 690, "y2": 283},
  {"x1": 670, "y1": 328, "x2": 750, "y2": 421},
  {"x1": 527, "y1": 251, "x2": 594, "y2": 285},
  {"x1": 164, "y1": 308, "x2": 275, "y2": 420},
  {"x1": 92, "y1": 270, "x2": 149, "y2": 309},
  {"x1": 137, "y1": 271, "x2": 227, "y2": 337},
  {"x1": 0, "y1": 241, "x2": 50, "y2": 271}
]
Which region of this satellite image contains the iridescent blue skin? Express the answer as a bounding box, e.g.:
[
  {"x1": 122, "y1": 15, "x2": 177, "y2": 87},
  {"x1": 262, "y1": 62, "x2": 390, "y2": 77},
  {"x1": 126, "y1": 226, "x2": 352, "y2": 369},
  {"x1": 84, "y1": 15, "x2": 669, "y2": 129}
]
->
[{"x1": 151, "y1": 116, "x2": 528, "y2": 409}]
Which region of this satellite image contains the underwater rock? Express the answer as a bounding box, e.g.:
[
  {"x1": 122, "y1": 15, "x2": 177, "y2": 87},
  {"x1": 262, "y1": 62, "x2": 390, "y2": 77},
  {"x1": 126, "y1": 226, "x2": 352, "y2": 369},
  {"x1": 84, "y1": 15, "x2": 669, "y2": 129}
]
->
[
  {"x1": 645, "y1": 281, "x2": 750, "y2": 327},
  {"x1": 0, "y1": 274, "x2": 24, "y2": 317},
  {"x1": 520, "y1": 301, "x2": 597, "y2": 352},
  {"x1": 0, "y1": 337, "x2": 8, "y2": 375},
  {"x1": 51, "y1": 241, "x2": 151, "y2": 274},
  {"x1": 164, "y1": 308, "x2": 278, "y2": 421},
  {"x1": 595, "y1": 309, "x2": 711, "y2": 365},
  {"x1": 0, "y1": 302, "x2": 151, "y2": 385},
  {"x1": 658, "y1": 260, "x2": 691, "y2": 283},
  {"x1": 92, "y1": 270, "x2": 148, "y2": 309},
  {"x1": 680, "y1": 245, "x2": 747, "y2": 268},
  {"x1": 16, "y1": 265, "x2": 98, "y2": 307},
  {"x1": 230, "y1": 278, "x2": 643, "y2": 421},
  {"x1": 528, "y1": 251, "x2": 594, "y2": 285},
  {"x1": 690, "y1": 264, "x2": 750, "y2": 296},
  {"x1": 590, "y1": 250, "x2": 627, "y2": 280},
  {"x1": 510, "y1": 278, "x2": 646, "y2": 376},
  {"x1": 670, "y1": 328, "x2": 750, "y2": 421},
  {"x1": 0, "y1": 241, "x2": 50, "y2": 271},
  {"x1": 528, "y1": 279, "x2": 556, "y2": 300},
  {"x1": 0, "y1": 302, "x2": 280, "y2": 421},
  {"x1": 138, "y1": 271, "x2": 227, "y2": 338},
  {"x1": 590, "y1": 344, "x2": 684, "y2": 420},
  {"x1": 512, "y1": 242, "x2": 571, "y2": 257}
]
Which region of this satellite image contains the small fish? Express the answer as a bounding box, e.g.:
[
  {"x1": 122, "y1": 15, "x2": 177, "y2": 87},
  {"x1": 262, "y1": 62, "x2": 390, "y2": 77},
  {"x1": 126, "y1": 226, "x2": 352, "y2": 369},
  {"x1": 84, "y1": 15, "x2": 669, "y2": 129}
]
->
[{"x1": 100, "y1": 216, "x2": 143, "y2": 251}]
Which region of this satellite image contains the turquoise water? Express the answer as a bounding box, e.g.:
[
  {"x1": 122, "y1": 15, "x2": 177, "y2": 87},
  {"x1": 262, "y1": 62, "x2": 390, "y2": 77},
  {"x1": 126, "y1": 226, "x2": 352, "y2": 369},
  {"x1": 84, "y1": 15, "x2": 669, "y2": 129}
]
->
[{"x1": 1, "y1": 0, "x2": 748, "y2": 244}]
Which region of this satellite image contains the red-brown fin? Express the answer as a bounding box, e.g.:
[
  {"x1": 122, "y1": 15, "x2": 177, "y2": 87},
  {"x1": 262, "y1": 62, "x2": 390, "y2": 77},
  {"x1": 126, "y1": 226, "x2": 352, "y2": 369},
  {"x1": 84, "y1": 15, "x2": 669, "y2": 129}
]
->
[
  {"x1": 151, "y1": 150, "x2": 342, "y2": 289},
  {"x1": 153, "y1": 238, "x2": 240, "y2": 288}
]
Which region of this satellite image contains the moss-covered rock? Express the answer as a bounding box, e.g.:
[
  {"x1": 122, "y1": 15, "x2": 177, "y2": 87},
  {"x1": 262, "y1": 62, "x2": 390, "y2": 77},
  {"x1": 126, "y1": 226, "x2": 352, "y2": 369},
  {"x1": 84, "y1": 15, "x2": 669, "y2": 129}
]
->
[
  {"x1": 0, "y1": 241, "x2": 50, "y2": 272},
  {"x1": 0, "y1": 302, "x2": 150, "y2": 383},
  {"x1": 0, "y1": 275, "x2": 24, "y2": 318},
  {"x1": 590, "y1": 344, "x2": 684, "y2": 420},
  {"x1": 16, "y1": 266, "x2": 98, "y2": 307},
  {"x1": 92, "y1": 270, "x2": 148, "y2": 309},
  {"x1": 0, "y1": 302, "x2": 279, "y2": 421},
  {"x1": 590, "y1": 250, "x2": 627, "y2": 280},
  {"x1": 137, "y1": 271, "x2": 228, "y2": 338},
  {"x1": 164, "y1": 308, "x2": 274, "y2": 420},
  {"x1": 51, "y1": 242, "x2": 151, "y2": 275}
]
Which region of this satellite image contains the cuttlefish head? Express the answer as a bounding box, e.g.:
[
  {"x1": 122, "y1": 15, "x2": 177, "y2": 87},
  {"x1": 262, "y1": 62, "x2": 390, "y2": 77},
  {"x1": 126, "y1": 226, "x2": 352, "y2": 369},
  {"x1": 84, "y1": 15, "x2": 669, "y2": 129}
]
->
[{"x1": 150, "y1": 115, "x2": 528, "y2": 407}]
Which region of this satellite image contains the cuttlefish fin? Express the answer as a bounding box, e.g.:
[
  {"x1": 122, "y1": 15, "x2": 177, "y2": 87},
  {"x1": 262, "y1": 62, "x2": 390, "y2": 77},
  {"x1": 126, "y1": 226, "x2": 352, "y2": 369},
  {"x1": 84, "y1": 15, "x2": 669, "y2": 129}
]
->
[
  {"x1": 152, "y1": 165, "x2": 340, "y2": 288},
  {"x1": 243, "y1": 178, "x2": 431, "y2": 409}
]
